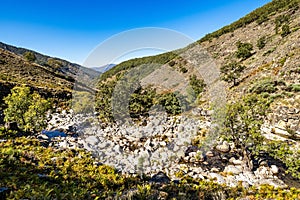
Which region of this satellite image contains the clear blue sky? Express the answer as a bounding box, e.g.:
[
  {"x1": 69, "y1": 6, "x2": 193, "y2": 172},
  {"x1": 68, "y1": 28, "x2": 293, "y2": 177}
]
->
[{"x1": 0, "y1": 0, "x2": 271, "y2": 66}]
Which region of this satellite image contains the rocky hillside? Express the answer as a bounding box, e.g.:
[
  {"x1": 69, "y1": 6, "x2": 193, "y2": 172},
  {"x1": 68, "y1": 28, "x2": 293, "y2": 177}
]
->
[
  {"x1": 0, "y1": 42, "x2": 98, "y2": 82},
  {"x1": 0, "y1": 43, "x2": 100, "y2": 106},
  {"x1": 89, "y1": 0, "x2": 300, "y2": 192},
  {"x1": 1, "y1": 0, "x2": 300, "y2": 199},
  {"x1": 198, "y1": 1, "x2": 300, "y2": 136},
  {"x1": 99, "y1": 0, "x2": 300, "y2": 133}
]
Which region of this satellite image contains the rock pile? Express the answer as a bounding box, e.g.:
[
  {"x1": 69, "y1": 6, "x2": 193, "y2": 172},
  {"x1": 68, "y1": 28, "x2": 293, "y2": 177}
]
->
[{"x1": 39, "y1": 110, "x2": 287, "y2": 189}]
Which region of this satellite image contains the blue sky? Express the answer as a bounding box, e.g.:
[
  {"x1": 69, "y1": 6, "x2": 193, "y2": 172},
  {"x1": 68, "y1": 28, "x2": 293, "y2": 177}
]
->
[{"x1": 0, "y1": 0, "x2": 271, "y2": 66}]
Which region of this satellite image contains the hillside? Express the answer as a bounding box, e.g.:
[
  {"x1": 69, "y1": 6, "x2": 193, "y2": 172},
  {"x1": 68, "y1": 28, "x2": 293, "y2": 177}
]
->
[
  {"x1": 97, "y1": 0, "x2": 300, "y2": 123},
  {"x1": 0, "y1": 42, "x2": 98, "y2": 82},
  {"x1": 0, "y1": 43, "x2": 100, "y2": 106},
  {"x1": 1, "y1": 0, "x2": 300, "y2": 199},
  {"x1": 92, "y1": 0, "x2": 300, "y2": 192}
]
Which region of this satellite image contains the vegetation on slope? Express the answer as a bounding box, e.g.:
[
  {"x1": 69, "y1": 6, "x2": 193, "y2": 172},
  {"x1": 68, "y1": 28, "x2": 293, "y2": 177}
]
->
[
  {"x1": 198, "y1": 0, "x2": 300, "y2": 43},
  {"x1": 1, "y1": 0, "x2": 300, "y2": 199},
  {"x1": 1, "y1": 85, "x2": 300, "y2": 199}
]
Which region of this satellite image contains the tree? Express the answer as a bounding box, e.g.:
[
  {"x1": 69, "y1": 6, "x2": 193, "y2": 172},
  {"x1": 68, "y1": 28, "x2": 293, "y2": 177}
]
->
[
  {"x1": 4, "y1": 85, "x2": 51, "y2": 132},
  {"x1": 129, "y1": 86, "x2": 157, "y2": 118},
  {"x1": 236, "y1": 41, "x2": 253, "y2": 60},
  {"x1": 223, "y1": 94, "x2": 270, "y2": 169},
  {"x1": 220, "y1": 62, "x2": 245, "y2": 86},
  {"x1": 158, "y1": 92, "x2": 188, "y2": 115},
  {"x1": 23, "y1": 51, "x2": 36, "y2": 62}
]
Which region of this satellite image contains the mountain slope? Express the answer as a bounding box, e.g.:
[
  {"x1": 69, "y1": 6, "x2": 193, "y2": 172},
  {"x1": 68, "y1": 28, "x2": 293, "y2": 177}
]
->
[
  {"x1": 95, "y1": 0, "x2": 300, "y2": 183},
  {"x1": 0, "y1": 42, "x2": 100, "y2": 105},
  {"x1": 0, "y1": 42, "x2": 99, "y2": 82}
]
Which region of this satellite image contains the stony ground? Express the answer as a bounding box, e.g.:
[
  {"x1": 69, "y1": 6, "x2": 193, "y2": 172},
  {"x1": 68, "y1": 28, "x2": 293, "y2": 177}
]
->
[{"x1": 36, "y1": 109, "x2": 300, "y2": 190}]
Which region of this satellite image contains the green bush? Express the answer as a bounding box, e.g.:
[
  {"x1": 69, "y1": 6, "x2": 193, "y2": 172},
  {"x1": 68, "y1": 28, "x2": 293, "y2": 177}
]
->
[
  {"x1": 222, "y1": 94, "x2": 270, "y2": 168},
  {"x1": 158, "y1": 92, "x2": 188, "y2": 115},
  {"x1": 220, "y1": 62, "x2": 246, "y2": 86},
  {"x1": 257, "y1": 36, "x2": 267, "y2": 49},
  {"x1": 179, "y1": 67, "x2": 188, "y2": 73},
  {"x1": 23, "y1": 51, "x2": 36, "y2": 62},
  {"x1": 189, "y1": 74, "x2": 206, "y2": 97},
  {"x1": 281, "y1": 24, "x2": 291, "y2": 37},
  {"x1": 95, "y1": 79, "x2": 118, "y2": 122},
  {"x1": 129, "y1": 86, "x2": 157, "y2": 118},
  {"x1": 249, "y1": 78, "x2": 283, "y2": 94},
  {"x1": 198, "y1": 0, "x2": 299, "y2": 43},
  {"x1": 263, "y1": 47, "x2": 276, "y2": 56},
  {"x1": 4, "y1": 85, "x2": 51, "y2": 132},
  {"x1": 47, "y1": 58, "x2": 63, "y2": 69},
  {"x1": 287, "y1": 84, "x2": 300, "y2": 92},
  {"x1": 236, "y1": 41, "x2": 253, "y2": 60},
  {"x1": 275, "y1": 14, "x2": 290, "y2": 34},
  {"x1": 72, "y1": 91, "x2": 95, "y2": 114},
  {"x1": 268, "y1": 141, "x2": 300, "y2": 179},
  {"x1": 257, "y1": 14, "x2": 269, "y2": 25}
]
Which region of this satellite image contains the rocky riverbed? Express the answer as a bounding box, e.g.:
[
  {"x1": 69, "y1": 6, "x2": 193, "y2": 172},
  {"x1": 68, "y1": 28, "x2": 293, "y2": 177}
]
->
[{"x1": 37, "y1": 109, "x2": 300, "y2": 189}]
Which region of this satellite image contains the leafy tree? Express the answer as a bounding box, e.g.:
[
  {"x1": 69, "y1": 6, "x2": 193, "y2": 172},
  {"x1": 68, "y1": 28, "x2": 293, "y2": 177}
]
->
[
  {"x1": 129, "y1": 86, "x2": 157, "y2": 118},
  {"x1": 158, "y1": 92, "x2": 188, "y2": 115},
  {"x1": 95, "y1": 79, "x2": 117, "y2": 122},
  {"x1": 220, "y1": 62, "x2": 246, "y2": 86},
  {"x1": 223, "y1": 94, "x2": 271, "y2": 169},
  {"x1": 236, "y1": 42, "x2": 253, "y2": 60},
  {"x1": 23, "y1": 51, "x2": 36, "y2": 62},
  {"x1": 257, "y1": 36, "x2": 267, "y2": 50},
  {"x1": 4, "y1": 85, "x2": 51, "y2": 132}
]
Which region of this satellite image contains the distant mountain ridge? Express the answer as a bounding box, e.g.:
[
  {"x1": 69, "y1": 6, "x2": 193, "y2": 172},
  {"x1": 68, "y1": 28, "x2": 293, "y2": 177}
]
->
[{"x1": 92, "y1": 64, "x2": 116, "y2": 73}]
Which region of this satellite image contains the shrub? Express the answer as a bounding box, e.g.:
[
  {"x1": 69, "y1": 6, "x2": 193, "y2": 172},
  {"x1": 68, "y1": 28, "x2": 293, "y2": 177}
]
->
[
  {"x1": 158, "y1": 92, "x2": 188, "y2": 115},
  {"x1": 236, "y1": 41, "x2": 253, "y2": 60},
  {"x1": 249, "y1": 79, "x2": 282, "y2": 94},
  {"x1": 281, "y1": 24, "x2": 291, "y2": 37},
  {"x1": 268, "y1": 141, "x2": 300, "y2": 179},
  {"x1": 189, "y1": 74, "x2": 206, "y2": 97},
  {"x1": 198, "y1": 0, "x2": 297, "y2": 43},
  {"x1": 287, "y1": 84, "x2": 300, "y2": 92},
  {"x1": 129, "y1": 86, "x2": 157, "y2": 118},
  {"x1": 95, "y1": 79, "x2": 118, "y2": 122},
  {"x1": 220, "y1": 62, "x2": 246, "y2": 86},
  {"x1": 180, "y1": 67, "x2": 188, "y2": 73},
  {"x1": 4, "y1": 85, "x2": 51, "y2": 132},
  {"x1": 72, "y1": 91, "x2": 95, "y2": 114},
  {"x1": 257, "y1": 36, "x2": 267, "y2": 49},
  {"x1": 222, "y1": 94, "x2": 271, "y2": 169},
  {"x1": 23, "y1": 51, "x2": 36, "y2": 62},
  {"x1": 47, "y1": 58, "x2": 63, "y2": 69},
  {"x1": 257, "y1": 14, "x2": 269, "y2": 25},
  {"x1": 275, "y1": 14, "x2": 290, "y2": 34}
]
